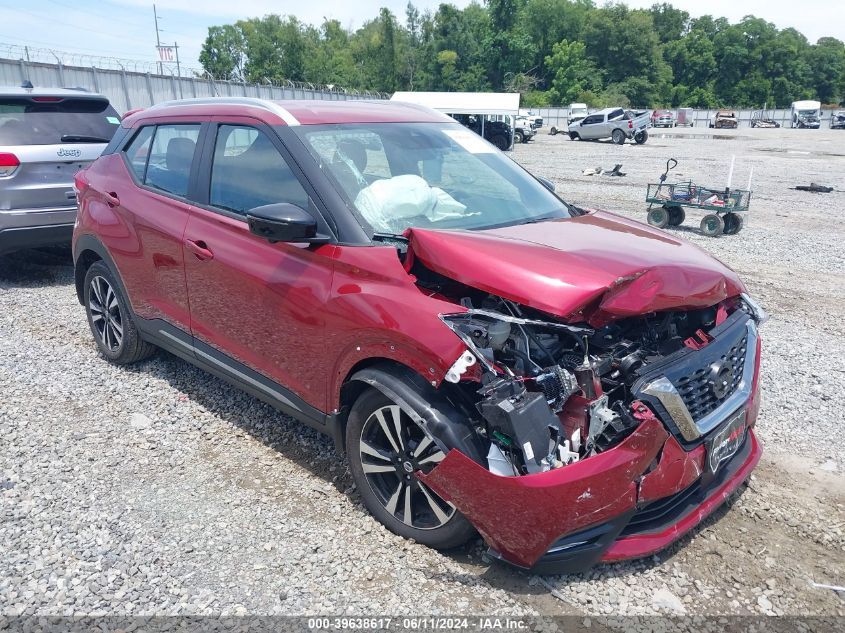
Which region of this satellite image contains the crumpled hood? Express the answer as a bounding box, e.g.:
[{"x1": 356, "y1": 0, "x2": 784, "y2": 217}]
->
[{"x1": 406, "y1": 211, "x2": 745, "y2": 326}]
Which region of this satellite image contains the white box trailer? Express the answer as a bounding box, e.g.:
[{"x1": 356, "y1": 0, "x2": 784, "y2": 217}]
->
[{"x1": 390, "y1": 91, "x2": 520, "y2": 150}]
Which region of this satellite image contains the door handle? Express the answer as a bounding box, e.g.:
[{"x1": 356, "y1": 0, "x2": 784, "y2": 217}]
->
[
  {"x1": 184, "y1": 239, "x2": 214, "y2": 261},
  {"x1": 104, "y1": 191, "x2": 120, "y2": 207}
]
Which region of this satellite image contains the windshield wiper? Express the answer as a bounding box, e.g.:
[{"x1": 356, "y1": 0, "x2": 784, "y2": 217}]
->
[
  {"x1": 372, "y1": 232, "x2": 408, "y2": 243},
  {"x1": 60, "y1": 134, "x2": 111, "y2": 143}
]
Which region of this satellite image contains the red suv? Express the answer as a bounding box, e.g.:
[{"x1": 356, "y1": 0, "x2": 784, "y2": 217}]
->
[{"x1": 72, "y1": 98, "x2": 765, "y2": 574}]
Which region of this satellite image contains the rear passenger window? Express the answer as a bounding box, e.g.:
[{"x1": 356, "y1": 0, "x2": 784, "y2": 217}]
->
[
  {"x1": 210, "y1": 125, "x2": 309, "y2": 215},
  {"x1": 145, "y1": 124, "x2": 201, "y2": 197},
  {"x1": 123, "y1": 126, "x2": 153, "y2": 180}
]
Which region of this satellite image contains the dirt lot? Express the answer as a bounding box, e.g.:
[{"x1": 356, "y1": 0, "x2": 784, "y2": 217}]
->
[{"x1": 1, "y1": 127, "x2": 843, "y2": 621}]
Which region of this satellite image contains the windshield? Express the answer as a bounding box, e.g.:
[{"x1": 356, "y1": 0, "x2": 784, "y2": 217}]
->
[
  {"x1": 798, "y1": 109, "x2": 818, "y2": 116},
  {"x1": 294, "y1": 122, "x2": 569, "y2": 235},
  {"x1": 0, "y1": 97, "x2": 119, "y2": 145}
]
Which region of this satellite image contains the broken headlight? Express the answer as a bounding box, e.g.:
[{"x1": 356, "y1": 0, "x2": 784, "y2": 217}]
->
[{"x1": 740, "y1": 293, "x2": 768, "y2": 326}]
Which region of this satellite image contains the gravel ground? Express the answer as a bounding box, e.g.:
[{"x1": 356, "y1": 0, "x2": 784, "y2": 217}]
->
[{"x1": 1, "y1": 128, "x2": 843, "y2": 621}]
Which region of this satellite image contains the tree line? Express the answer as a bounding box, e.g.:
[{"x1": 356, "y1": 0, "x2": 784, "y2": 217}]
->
[{"x1": 199, "y1": 1, "x2": 845, "y2": 108}]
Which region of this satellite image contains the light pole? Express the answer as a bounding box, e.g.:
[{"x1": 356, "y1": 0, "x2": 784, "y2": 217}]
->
[{"x1": 153, "y1": 4, "x2": 163, "y2": 75}]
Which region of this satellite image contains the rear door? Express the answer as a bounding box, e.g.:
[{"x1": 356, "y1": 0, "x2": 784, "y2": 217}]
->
[
  {"x1": 0, "y1": 95, "x2": 120, "y2": 214},
  {"x1": 89, "y1": 121, "x2": 204, "y2": 331}
]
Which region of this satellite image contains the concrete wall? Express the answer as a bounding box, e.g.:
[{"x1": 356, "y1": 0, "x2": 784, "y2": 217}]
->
[{"x1": 0, "y1": 57, "x2": 385, "y2": 114}]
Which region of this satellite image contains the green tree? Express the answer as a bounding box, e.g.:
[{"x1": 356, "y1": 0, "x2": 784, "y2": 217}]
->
[
  {"x1": 199, "y1": 24, "x2": 246, "y2": 80},
  {"x1": 582, "y1": 5, "x2": 670, "y2": 104},
  {"x1": 198, "y1": 4, "x2": 843, "y2": 107},
  {"x1": 806, "y1": 37, "x2": 845, "y2": 104},
  {"x1": 648, "y1": 2, "x2": 689, "y2": 44},
  {"x1": 544, "y1": 39, "x2": 600, "y2": 103}
]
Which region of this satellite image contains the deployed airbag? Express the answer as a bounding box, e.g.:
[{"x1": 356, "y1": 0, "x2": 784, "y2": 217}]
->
[{"x1": 355, "y1": 175, "x2": 466, "y2": 234}]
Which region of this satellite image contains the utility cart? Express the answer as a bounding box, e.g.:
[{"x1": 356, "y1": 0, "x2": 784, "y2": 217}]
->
[{"x1": 645, "y1": 158, "x2": 752, "y2": 236}]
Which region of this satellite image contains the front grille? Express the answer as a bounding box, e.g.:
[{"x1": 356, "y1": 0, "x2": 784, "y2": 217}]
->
[{"x1": 672, "y1": 333, "x2": 747, "y2": 422}]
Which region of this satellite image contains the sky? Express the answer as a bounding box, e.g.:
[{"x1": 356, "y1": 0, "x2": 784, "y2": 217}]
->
[{"x1": 0, "y1": 0, "x2": 842, "y2": 73}]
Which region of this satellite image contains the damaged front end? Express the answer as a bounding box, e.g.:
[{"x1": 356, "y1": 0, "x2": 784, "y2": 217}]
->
[{"x1": 413, "y1": 267, "x2": 765, "y2": 572}]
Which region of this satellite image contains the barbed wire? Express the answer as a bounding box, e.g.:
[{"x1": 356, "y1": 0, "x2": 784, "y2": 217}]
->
[{"x1": 0, "y1": 42, "x2": 389, "y2": 99}]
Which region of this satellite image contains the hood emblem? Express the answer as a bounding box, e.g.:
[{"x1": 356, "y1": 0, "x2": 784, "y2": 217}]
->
[{"x1": 708, "y1": 360, "x2": 733, "y2": 399}]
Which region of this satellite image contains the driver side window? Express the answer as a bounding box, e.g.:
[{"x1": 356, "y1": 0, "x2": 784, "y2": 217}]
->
[{"x1": 209, "y1": 125, "x2": 309, "y2": 215}]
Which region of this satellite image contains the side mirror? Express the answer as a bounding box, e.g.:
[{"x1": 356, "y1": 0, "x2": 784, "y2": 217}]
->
[
  {"x1": 246, "y1": 203, "x2": 327, "y2": 243},
  {"x1": 536, "y1": 176, "x2": 555, "y2": 192}
]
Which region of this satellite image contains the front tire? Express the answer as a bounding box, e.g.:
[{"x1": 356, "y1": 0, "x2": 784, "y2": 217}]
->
[
  {"x1": 550, "y1": 126, "x2": 558, "y2": 136},
  {"x1": 83, "y1": 261, "x2": 155, "y2": 364},
  {"x1": 569, "y1": 132, "x2": 580, "y2": 140},
  {"x1": 490, "y1": 134, "x2": 509, "y2": 151},
  {"x1": 514, "y1": 130, "x2": 524, "y2": 144},
  {"x1": 346, "y1": 388, "x2": 476, "y2": 549}
]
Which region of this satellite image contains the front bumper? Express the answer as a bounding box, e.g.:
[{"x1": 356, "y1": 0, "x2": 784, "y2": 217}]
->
[
  {"x1": 419, "y1": 314, "x2": 763, "y2": 574},
  {"x1": 421, "y1": 419, "x2": 760, "y2": 574}
]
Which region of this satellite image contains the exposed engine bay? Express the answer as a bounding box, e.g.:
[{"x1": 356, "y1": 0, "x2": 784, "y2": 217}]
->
[{"x1": 425, "y1": 270, "x2": 743, "y2": 477}]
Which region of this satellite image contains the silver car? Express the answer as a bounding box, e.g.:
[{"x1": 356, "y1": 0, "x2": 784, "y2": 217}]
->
[{"x1": 0, "y1": 86, "x2": 120, "y2": 256}]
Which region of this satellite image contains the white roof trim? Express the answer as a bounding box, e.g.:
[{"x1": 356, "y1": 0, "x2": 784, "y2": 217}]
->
[{"x1": 390, "y1": 91, "x2": 520, "y2": 115}]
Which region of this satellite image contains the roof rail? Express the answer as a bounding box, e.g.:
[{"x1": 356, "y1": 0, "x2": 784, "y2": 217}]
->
[{"x1": 147, "y1": 96, "x2": 300, "y2": 126}]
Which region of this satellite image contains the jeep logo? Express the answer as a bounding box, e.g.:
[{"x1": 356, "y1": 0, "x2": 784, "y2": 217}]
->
[{"x1": 57, "y1": 148, "x2": 82, "y2": 158}]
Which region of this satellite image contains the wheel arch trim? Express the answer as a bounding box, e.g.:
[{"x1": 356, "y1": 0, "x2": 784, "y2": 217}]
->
[
  {"x1": 73, "y1": 234, "x2": 127, "y2": 307},
  {"x1": 344, "y1": 363, "x2": 485, "y2": 464}
]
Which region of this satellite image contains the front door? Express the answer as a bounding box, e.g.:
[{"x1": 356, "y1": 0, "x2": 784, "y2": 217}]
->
[
  {"x1": 578, "y1": 114, "x2": 604, "y2": 139},
  {"x1": 183, "y1": 122, "x2": 336, "y2": 412}
]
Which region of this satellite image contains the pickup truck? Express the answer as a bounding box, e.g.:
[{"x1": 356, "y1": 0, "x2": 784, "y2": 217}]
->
[
  {"x1": 514, "y1": 116, "x2": 536, "y2": 143},
  {"x1": 567, "y1": 107, "x2": 650, "y2": 144}
]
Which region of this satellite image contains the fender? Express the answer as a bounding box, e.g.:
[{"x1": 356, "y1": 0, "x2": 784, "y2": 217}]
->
[
  {"x1": 347, "y1": 363, "x2": 485, "y2": 464},
  {"x1": 73, "y1": 233, "x2": 129, "y2": 306}
]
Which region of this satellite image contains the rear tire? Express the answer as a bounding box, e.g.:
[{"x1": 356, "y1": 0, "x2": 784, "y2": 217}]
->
[
  {"x1": 550, "y1": 126, "x2": 558, "y2": 136},
  {"x1": 647, "y1": 207, "x2": 670, "y2": 228},
  {"x1": 490, "y1": 134, "x2": 509, "y2": 151},
  {"x1": 667, "y1": 206, "x2": 685, "y2": 226},
  {"x1": 611, "y1": 129, "x2": 625, "y2": 145},
  {"x1": 722, "y1": 213, "x2": 744, "y2": 235},
  {"x1": 83, "y1": 261, "x2": 155, "y2": 364},
  {"x1": 346, "y1": 388, "x2": 476, "y2": 550},
  {"x1": 634, "y1": 130, "x2": 648, "y2": 144},
  {"x1": 700, "y1": 214, "x2": 725, "y2": 237}
]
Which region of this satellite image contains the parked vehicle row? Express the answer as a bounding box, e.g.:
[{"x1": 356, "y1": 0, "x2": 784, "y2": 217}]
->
[{"x1": 546, "y1": 105, "x2": 841, "y2": 133}]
